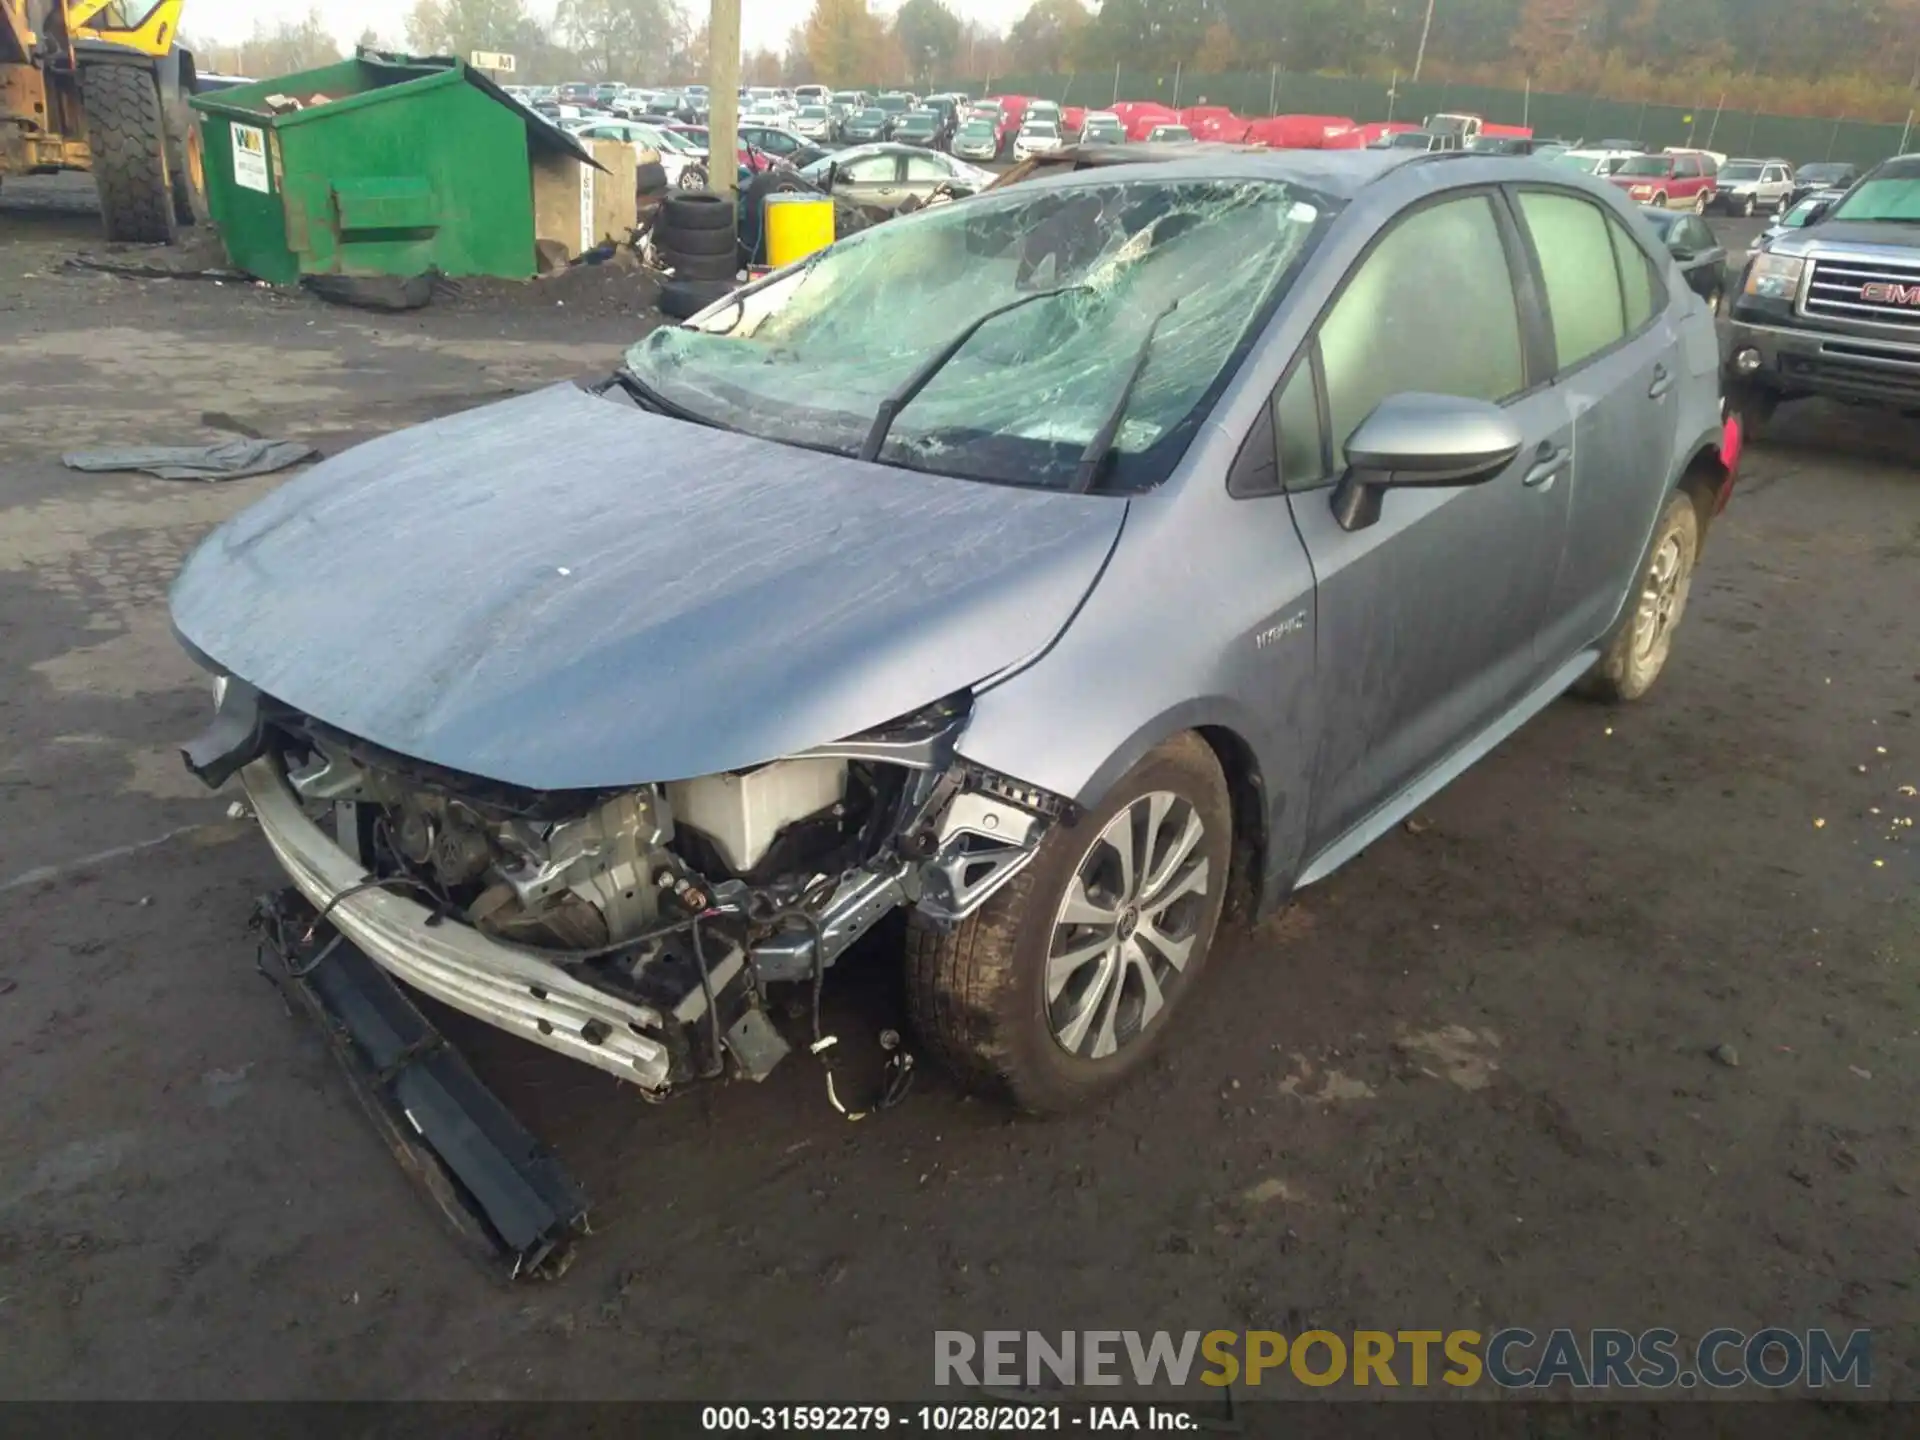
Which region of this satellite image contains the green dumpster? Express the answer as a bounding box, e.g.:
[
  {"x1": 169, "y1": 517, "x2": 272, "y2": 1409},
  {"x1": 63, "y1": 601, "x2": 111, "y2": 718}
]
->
[{"x1": 190, "y1": 50, "x2": 602, "y2": 284}]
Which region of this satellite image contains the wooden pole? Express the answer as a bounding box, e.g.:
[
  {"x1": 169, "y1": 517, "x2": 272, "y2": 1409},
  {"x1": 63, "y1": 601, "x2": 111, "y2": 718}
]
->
[
  {"x1": 707, "y1": 0, "x2": 742, "y2": 219},
  {"x1": 1112, "y1": 60, "x2": 1121, "y2": 106},
  {"x1": 1269, "y1": 65, "x2": 1278, "y2": 117},
  {"x1": 1901, "y1": 109, "x2": 1915, "y2": 155}
]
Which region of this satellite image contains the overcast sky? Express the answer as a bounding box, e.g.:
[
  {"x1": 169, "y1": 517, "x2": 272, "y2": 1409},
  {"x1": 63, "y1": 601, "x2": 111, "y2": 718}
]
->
[{"x1": 188, "y1": 1, "x2": 1037, "y2": 53}]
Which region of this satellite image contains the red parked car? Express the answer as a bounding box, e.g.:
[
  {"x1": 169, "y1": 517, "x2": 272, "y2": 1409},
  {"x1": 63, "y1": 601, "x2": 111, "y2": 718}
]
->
[
  {"x1": 1179, "y1": 106, "x2": 1252, "y2": 142},
  {"x1": 1610, "y1": 151, "x2": 1718, "y2": 212},
  {"x1": 1111, "y1": 100, "x2": 1180, "y2": 141},
  {"x1": 1249, "y1": 115, "x2": 1363, "y2": 149}
]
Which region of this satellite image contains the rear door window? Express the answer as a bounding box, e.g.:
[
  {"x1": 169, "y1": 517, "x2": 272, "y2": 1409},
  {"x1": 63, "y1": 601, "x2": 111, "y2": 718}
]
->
[
  {"x1": 1610, "y1": 218, "x2": 1657, "y2": 331},
  {"x1": 1518, "y1": 191, "x2": 1629, "y2": 371}
]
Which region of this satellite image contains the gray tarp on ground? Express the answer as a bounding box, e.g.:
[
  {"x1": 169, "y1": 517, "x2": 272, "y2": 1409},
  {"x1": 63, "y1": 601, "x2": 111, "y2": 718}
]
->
[{"x1": 62, "y1": 439, "x2": 319, "y2": 482}]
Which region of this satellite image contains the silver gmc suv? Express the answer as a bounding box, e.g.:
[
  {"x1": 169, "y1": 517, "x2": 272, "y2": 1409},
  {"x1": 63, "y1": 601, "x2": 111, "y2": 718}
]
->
[{"x1": 1729, "y1": 153, "x2": 1920, "y2": 423}]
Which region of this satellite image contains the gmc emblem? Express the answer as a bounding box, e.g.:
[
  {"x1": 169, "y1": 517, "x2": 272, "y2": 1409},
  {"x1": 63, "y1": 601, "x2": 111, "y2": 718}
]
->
[{"x1": 1861, "y1": 282, "x2": 1920, "y2": 306}]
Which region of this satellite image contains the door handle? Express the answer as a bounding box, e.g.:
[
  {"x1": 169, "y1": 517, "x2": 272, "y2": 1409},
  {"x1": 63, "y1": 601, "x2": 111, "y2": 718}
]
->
[
  {"x1": 1649, "y1": 364, "x2": 1675, "y2": 400},
  {"x1": 1523, "y1": 442, "x2": 1570, "y2": 489}
]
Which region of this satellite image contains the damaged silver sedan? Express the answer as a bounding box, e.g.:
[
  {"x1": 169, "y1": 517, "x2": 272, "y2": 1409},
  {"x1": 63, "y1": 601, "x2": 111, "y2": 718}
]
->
[{"x1": 171, "y1": 152, "x2": 1734, "y2": 1117}]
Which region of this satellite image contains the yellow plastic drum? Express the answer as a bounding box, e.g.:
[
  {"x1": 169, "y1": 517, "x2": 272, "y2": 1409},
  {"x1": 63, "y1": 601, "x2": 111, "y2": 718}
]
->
[{"x1": 765, "y1": 193, "x2": 836, "y2": 268}]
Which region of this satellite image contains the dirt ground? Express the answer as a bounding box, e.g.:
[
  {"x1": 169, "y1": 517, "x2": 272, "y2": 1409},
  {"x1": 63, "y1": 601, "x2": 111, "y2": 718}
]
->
[{"x1": 0, "y1": 177, "x2": 1914, "y2": 1404}]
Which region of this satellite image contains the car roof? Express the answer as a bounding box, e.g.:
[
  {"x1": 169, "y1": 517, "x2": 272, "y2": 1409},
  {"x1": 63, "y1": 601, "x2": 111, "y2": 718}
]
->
[
  {"x1": 820, "y1": 142, "x2": 936, "y2": 162},
  {"x1": 989, "y1": 144, "x2": 1422, "y2": 197}
]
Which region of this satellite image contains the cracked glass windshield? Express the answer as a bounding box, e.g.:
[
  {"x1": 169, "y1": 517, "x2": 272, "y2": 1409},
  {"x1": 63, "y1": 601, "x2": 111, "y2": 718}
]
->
[{"x1": 623, "y1": 178, "x2": 1335, "y2": 490}]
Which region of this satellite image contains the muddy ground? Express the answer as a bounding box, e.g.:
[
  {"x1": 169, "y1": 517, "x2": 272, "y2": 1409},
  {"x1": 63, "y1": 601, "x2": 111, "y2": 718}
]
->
[{"x1": 0, "y1": 177, "x2": 1914, "y2": 1403}]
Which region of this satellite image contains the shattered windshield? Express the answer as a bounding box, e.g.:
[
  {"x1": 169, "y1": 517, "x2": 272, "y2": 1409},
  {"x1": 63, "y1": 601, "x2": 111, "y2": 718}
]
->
[{"x1": 624, "y1": 178, "x2": 1333, "y2": 491}]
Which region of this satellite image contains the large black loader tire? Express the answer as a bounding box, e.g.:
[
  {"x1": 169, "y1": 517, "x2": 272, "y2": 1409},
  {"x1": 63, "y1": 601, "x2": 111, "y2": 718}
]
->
[
  {"x1": 84, "y1": 63, "x2": 178, "y2": 244},
  {"x1": 165, "y1": 100, "x2": 208, "y2": 226}
]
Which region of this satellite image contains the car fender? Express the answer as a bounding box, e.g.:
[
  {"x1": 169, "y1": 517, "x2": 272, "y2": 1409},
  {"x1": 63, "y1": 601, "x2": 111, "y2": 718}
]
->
[{"x1": 956, "y1": 464, "x2": 1319, "y2": 913}]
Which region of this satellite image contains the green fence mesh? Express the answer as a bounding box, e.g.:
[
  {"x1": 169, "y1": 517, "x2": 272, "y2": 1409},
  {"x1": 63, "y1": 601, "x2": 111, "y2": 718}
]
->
[{"x1": 928, "y1": 69, "x2": 1913, "y2": 168}]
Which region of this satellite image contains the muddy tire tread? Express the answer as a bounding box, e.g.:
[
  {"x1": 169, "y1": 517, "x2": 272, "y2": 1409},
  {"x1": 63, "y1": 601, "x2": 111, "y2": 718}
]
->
[
  {"x1": 903, "y1": 869, "x2": 1039, "y2": 1101},
  {"x1": 86, "y1": 63, "x2": 176, "y2": 245},
  {"x1": 904, "y1": 732, "x2": 1230, "y2": 1114}
]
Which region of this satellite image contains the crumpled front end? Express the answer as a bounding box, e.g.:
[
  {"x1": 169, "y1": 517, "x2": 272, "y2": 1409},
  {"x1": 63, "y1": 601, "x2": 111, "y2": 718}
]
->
[{"x1": 193, "y1": 678, "x2": 1068, "y2": 1095}]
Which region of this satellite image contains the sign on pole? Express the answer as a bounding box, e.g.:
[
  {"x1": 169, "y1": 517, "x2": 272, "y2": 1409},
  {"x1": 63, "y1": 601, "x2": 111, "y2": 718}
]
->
[{"x1": 470, "y1": 52, "x2": 516, "y2": 73}]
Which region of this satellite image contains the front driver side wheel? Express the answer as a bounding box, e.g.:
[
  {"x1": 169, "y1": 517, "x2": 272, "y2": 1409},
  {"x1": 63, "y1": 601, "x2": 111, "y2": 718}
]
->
[
  {"x1": 1578, "y1": 493, "x2": 1700, "y2": 704},
  {"x1": 904, "y1": 733, "x2": 1233, "y2": 1115}
]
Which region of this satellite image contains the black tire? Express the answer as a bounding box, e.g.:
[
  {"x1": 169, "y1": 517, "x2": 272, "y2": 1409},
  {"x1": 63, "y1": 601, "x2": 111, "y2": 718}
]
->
[
  {"x1": 904, "y1": 733, "x2": 1234, "y2": 1115},
  {"x1": 654, "y1": 221, "x2": 735, "y2": 258},
  {"x1": 635, "y1": 160, "x2": 669, "y2": 196},
  {"x1": 1728, "y1": 378, "x2": 1779, "y2": 435},
  {"x1": 658, "y1": 246, "x2": 738, "y2": 282},
  {"x1": 661, "y1": 191, "x2": 735, "y2": 231},
  {"x1": 1577, "y1": 492, "x2": 1700, "y2": 704},
  {"x1": 676, "y1": 164, "x2": 710, "y2": 192},
  {"x1": 84, "y1": 63, "x2": 177, "y2": 244},
  {"x1": 736, "y1": 170, "x2": 813, "y2": 265},
  {"x1": 164, "y1": 98, "x2": 207, "y2": 227},
  {"x1": 658, "y1": 276, "x2": 734, "y2": 321},
  {"x1": 1741, "y1": 195, "x2": 1756, "y2": 218},
  {"x1": 1652, "y1": 191, "x2": 1669, "y2": 209}
]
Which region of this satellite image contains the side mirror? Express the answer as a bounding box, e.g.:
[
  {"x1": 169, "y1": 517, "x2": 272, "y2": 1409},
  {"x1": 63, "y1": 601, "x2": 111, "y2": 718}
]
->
[
  {"x1": 1330, "y1": 394, "x2": 1525, "y2": 533},
  {"x1": 1670, "y1": 244, "x2": 1696, "y2": 262}
]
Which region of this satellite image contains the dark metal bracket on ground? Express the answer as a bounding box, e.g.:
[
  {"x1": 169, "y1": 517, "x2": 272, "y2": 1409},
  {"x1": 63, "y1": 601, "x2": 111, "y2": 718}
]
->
[{"x1": 253, "y1": 889, "x2": 589, "y2": 1278}]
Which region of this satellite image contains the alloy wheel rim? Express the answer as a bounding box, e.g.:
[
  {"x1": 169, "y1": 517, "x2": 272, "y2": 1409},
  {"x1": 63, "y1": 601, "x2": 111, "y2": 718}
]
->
[
  {"x1": 1046, "y1": 791, "x2": 1211, "y2": 1062},
  {"x1": 1632, "y1": 533, "x2": 1690, "y2": 667}
]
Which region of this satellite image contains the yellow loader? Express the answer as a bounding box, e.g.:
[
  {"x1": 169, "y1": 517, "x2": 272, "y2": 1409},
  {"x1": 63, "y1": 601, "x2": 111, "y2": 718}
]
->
[{"x1": 2, "y1": 1, "x2": 204, "y2": 242}]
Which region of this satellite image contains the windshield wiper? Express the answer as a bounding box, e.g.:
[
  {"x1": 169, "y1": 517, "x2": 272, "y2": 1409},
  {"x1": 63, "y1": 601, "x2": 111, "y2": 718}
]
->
[
  {"x1": 1068, "y1": 298, "x2": 1181, "y2": 494},
  {"x1": 608, "y1": 366, "x2": 727, "y2": 428},
  {"x1": 857, "y1": 284, "x2": 1093, "y2": 463}
]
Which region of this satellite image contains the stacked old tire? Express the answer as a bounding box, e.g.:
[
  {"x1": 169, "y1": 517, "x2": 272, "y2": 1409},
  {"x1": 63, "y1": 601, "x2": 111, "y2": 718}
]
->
[{"x1": 654, "y1": 190, "x2": 740, "y2": 322}]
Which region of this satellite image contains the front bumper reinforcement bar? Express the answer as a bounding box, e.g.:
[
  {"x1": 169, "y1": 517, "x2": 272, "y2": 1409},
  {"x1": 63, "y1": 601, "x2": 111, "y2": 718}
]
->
[{"x1": 256, "y1": 889, "x2": 589, "y2": 1277}]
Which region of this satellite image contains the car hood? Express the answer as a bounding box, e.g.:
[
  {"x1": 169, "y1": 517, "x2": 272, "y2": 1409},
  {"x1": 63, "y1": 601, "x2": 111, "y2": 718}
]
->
[
  {"x1": 1765, "y1": 220, "x2": 1920, "y2": 257},
  {"x1": 170, "y1": 384, "x2": 1126, "y2": 792}
]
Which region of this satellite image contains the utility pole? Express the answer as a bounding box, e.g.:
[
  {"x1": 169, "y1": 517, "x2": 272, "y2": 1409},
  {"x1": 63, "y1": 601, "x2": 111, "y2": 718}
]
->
[
  {"x1": 708, "y1": 0, "x2": 742, "y2": 220},
  {"x1": 1412, "y1": 0, "x2": 1436, "y2": 83}
]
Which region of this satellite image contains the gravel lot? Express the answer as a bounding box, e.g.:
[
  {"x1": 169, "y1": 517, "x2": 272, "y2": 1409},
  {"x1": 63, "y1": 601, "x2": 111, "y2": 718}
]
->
[{"x1": 1, "y1": 176, "x2": 1915, "y2": 1402}]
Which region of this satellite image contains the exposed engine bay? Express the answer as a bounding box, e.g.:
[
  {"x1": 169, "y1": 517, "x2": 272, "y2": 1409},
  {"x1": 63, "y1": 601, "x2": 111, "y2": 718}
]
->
[{"x1": 188, "y1": 680, "x2": 1070, "y2": 1095}]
